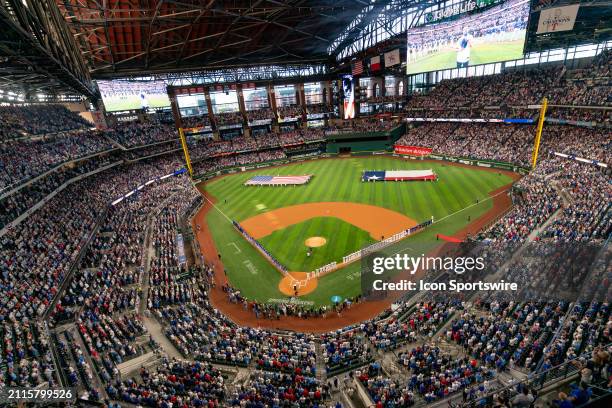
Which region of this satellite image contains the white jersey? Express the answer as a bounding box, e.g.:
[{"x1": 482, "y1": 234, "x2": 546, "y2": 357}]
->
[
  {"x1": 456, "y1": 34, "x2": 473, "y2": 63},
  {"x1": 140, "y1": 93, "x2": 149, "y2": 109}
]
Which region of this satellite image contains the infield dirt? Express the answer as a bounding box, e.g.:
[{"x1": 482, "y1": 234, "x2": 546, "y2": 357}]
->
[{"x1": 240, "y1": 202, "x2": 418, "y2": 241}]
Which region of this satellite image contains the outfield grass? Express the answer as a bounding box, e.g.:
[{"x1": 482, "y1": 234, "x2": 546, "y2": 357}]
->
[
  {"x1": 202, "y1": 156, "x2": 514, "y2": 306},
  {"x1": 406, "y1": 40, "x2": 525, "y2": 74},
  {"x1": 259, "y1": 217, "x2": 375, "y2": 271}
]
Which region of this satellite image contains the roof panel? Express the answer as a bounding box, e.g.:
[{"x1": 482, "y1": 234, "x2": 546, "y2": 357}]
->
[{"x1": 55, "y1": 0, "x2": 363, "y2": 77}]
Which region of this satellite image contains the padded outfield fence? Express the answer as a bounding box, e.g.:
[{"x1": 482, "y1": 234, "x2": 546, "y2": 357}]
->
[{"x1": 193, "y1": 150, "x2": 531, "y2": 181}]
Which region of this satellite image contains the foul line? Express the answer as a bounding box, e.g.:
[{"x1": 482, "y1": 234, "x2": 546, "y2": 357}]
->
[
  {"x1": 375, "y1": 187, "x2": 514, "y2": 262},
  {"x1": 202, "y1": 192, "x2": 303, "y2": 284},
  {"x1": 202, "y1": 193, "x2": 233, "y2": 224},
  {"x1": 433, "y1": 187, "x2": 511, "y2": 225}
]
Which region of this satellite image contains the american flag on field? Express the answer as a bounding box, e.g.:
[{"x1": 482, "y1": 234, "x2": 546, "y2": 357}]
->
[
  {"x1": 245, "y1": 175, "x2": 312, "y2": 186},
  {"x1": 352, "y1": 60, "x2": 363, "y2": 76}
]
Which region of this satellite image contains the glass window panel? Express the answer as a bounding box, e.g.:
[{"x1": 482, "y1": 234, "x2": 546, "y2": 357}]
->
[
  {"x1": 243, "y1": 88, "x2": 269, "y2": 110},
  {"x1": 274, "y1": 85, "x2": 296, "y2": 107},
  {"x1": 304, "y1": 82, "x2": 323, "y2": 105},
  {"x1": 210, "y1": 90, "x2": 239, "y2": 113}
]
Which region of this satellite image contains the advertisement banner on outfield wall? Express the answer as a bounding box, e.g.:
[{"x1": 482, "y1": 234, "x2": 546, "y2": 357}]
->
[{"x1": 394, "y1": 145, "x2": 433, "y2": 156}]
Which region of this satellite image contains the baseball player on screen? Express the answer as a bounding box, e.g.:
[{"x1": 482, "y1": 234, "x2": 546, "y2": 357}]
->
[{"x1": 456, "y1": 28, "x2": 473, "y2": 68}]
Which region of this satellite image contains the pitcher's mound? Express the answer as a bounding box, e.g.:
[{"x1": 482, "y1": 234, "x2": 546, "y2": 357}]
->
[{"x1": 305, "y1": 236, "x2": 326, "y2": 247}]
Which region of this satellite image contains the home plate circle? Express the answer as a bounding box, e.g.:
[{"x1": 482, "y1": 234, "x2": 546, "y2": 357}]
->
[{"x1": 305, "y1": 237, "x2": 327, "y2": 247}]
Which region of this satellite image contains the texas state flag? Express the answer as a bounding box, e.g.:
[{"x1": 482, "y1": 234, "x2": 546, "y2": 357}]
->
[
  {"x1": 362, "y1": 171, "x2": 386, "y2": 181},
  {"x1": 362, "y1": 170, "x2": 437, "y2": 182},
  {"x1": 370, "y1": 55, "x2": 381, "y2": 71}
]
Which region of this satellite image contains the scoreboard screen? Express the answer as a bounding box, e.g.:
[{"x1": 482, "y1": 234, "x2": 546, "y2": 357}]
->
[
  {"x1": 98, "y1": 80, "x2": 170, "y2": 112},
  {"x1": 406, "y1": 0, "x2": 529, "y2": 75}
]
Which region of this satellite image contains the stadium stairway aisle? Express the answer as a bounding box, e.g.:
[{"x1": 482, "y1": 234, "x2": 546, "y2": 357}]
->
[
  {"x1": 69, "y1": 326, "x2": 109, "y2": 400},
  {"x1": 315, "y1": 342, "x2": 328, "y2": 381},
  {"x1": 104, "y1": 134, "x2": 127, "y2": 150},
  {"x1": 526, "y1": 207, "x2": 562, "y2": 241},
  {"x1": 141, "y1": 312, "x2": 182, "y2": 360},
  {"x1": 137, "y1": 192, "x2": 183, "y2": 359}
]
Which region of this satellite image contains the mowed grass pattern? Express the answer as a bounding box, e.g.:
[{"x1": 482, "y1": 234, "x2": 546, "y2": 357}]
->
[
  {"x1": 202, "y1": 157, "x2": 514, "y2": 306},
  {"x1": 206, "y1": 157, "x2": 512, "y2": 222},
  {"x1": 259, "y1": 217, "x2": 375, "y2": 271}
]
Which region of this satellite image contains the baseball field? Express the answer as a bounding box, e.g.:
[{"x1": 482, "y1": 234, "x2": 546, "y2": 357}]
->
[{"x1": 196, "y1": 156, "x2": 517, "y2": 308}]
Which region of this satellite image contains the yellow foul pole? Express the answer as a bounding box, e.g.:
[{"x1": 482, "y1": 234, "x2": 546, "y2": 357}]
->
[
  {"x1": 531, "y1": 97, "x2": 548, "y2": 169},
  {"x1": 178, "y1": 127, "x2": 193, "y2": 176}
]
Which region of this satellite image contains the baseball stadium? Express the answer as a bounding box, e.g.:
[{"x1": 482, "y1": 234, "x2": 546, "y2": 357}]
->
[{"x1": 0, "y1": 0, "x2": 610, "y2": 407}]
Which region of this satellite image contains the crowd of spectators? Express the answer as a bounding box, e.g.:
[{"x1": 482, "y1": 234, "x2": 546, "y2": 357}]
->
[
  {"x1": 537, "y1": 160, "x2": 611, "y2": 242},
  {"x1": 543, "y1": 303, "x2": 611, "y2": 369},
  {"x1": 0, "y1": 320, "x2": 56, "y2": 387},
  {"x1": 306, "y1": 104, "x2": 333, "y2": 114},
  {"x1": 397, "y1": 121, "x2": 610, "y2": 169},
  {"x1": 446, "y1": 301, "x2": 568, "y2": 372},
  {"x1": 107, "y1": 121, "x2": 175, "y2": 147},
  {"x1": 230, "y1": 370, "x2": 328, "y2": 407},
  {"x1": 107, "y1": 358, "x2": 226, "y2": 407},
  {"x1": 407, "y1": 67, "x2": 563, "y2": 110},
  {"x1": 181, "y1": 114, "x2": 211, "y2": 128},
  {"x1": 147, "y1": 179, "x2": 205, "y2": 308},
  {"x1": 277, "y1": 105, "x2": 304, "y2": 119},
  {"x1": 328, "y1": 119, "x2": 399, "y2": 133},
  {"x1": 54, "y1": 329, "x2": 99, "y2": 399},
  {"x1": 215, "y1": 111, "x2": 244, "y2": 127},
  {"x1": 406, "y1": 49, "x2": 610, "y2": 113},
  {"x1": 0, "y1": 153, "x2": 120, "y2": 229},
  {"x1": 192, "y1": 149, "x2": 288, "y2": 174},
  {"x1": 395, "y1": 345, "x2": 497, "y2": 404},
  {"x1": 403, "y1": 107, "x2": 537, "y2": 120},
  {"x1": 246, "y1": 107, "x2": 275, "y2": 122},
  {"x1": 397, "y1": 123, "x2": 534, "y2": 167},
  {"x1": 187, "y1": 128, "x2": 327, "y2": 174},
  {"x1": 364, "y1": 301, "x2": 461, "y2": 350},
  {"x1": 546, "y1": 108, "x2": 610, "y2": 124},
  {"x1": 367, "y1": 95, "x2": 405, "y2": 104},
  {"x1": 122, "y1": 140, "x2": 180, "y2": 160},
  {"x1": 322, "y1": 330, "x2": 372, "y2": 376},
  {"x1": 0, "y1": 154, "x2": 182, "y2": 322},
  {"x1": 0, "y1": 105, "x2": 91, "y2": 139},
  {"x1": 547, "y1": 50, "x2": 611, "y2": 107},
  {"x1": 0, "y1": 130, "x2": 114, "y2": 190}
]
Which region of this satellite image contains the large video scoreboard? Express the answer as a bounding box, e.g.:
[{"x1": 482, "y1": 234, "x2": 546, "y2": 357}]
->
[{"x1": 406, "y1": 0, "x2": 530, "y2": 74}]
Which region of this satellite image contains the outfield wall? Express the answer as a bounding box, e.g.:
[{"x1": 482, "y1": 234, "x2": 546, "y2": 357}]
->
[
  {"x1": 193, "y1": 150, "x2": 529, "y2": 181},
  {"x1": 194, "y1": 153, "x2": 335, "y2": 180},
  {"x1": 394, "y1": 153, "x2": 531, "y2": 175}
]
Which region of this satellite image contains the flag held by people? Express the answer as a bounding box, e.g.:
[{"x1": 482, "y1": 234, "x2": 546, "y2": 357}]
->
[{"x1": 245, "y1": 175, "x2": 312, "y2": 186}]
